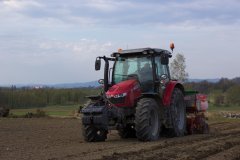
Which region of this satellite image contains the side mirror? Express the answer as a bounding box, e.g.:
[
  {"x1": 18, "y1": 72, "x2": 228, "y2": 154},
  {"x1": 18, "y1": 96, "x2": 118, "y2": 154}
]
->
[
  {"x1": 95, "y1": 58, "x2": 101, "y2": 70},
  {"x1": 160, "y1": 74, "x2": 169, "y2": 86},
  {"x1": 98, "y1": 79, "x2": 104, "y2": 85},
  {"x1": 161, "y1": 55, "x2": 169, "y2": 65}
]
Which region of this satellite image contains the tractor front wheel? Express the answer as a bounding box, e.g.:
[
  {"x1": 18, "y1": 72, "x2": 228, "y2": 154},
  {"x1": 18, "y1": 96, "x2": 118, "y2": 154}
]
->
[{"x1": 135, "y1": 98, "x2": 161, "y2": 141}]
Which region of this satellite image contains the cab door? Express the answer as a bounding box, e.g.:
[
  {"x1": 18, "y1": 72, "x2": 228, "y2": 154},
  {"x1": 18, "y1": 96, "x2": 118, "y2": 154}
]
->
[{"x1": 154, "y1": 56, "x2": 170, "y2": 94}]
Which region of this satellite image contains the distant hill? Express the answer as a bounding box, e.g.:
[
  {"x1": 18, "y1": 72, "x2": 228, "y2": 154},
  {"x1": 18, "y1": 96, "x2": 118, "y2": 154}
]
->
[
  {"x1": 1, "y1": 79, "x2": 223, "y2": 89},
  {"x1": 187, "y1": 79, "x2": 220, "y2": 83},
  {"x1": 1, "y1": 81, "x2": 99, "y2": 89},
  {"x1": 49, "y1": 79, "x2": 220, "y2": 88},
  {"x1": 232, "y1": 77, "x2": 240, "y2": 84},
  {"x1": 51, "y1": 81, "x2": 99, "y2": 88}
]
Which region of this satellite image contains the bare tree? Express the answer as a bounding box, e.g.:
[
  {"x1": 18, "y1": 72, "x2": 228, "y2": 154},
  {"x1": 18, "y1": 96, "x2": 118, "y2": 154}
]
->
[{"x1": 170, "y1": 53, "x2": 189, "y2": 82}]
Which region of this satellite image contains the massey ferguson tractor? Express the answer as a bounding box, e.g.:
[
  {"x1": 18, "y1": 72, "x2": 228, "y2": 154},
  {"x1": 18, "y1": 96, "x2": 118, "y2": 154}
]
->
[{"x1": 81, "y1": 44, "x2": 209, "y2": 142}]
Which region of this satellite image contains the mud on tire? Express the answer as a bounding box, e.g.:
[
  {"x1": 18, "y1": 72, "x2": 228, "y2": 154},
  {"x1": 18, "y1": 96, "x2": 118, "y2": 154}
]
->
[{"x1": 135, "y1": 98, "x2": 161, "y2": 141}]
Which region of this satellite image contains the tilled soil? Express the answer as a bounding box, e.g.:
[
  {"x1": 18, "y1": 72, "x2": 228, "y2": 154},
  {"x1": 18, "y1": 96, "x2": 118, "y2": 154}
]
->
[{"x1": 0, "y1": 118, "x2": 240, "y2": 160}]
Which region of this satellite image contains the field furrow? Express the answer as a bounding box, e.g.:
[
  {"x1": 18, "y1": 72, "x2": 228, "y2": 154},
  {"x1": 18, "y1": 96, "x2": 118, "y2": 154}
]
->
[{"x1": 0, "y1": 118, "x2": 239, "y2": 160}]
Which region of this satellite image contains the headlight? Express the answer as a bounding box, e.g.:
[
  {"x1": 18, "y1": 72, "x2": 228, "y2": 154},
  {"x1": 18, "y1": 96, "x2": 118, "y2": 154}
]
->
[{"x1": 113, "y1": 92, "x2": 127, "y2": 98}]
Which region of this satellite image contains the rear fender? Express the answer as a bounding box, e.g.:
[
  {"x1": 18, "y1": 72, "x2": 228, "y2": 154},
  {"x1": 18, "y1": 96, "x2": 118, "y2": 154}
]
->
[{"x1": 162, "y1": 81, "x2": 184, "y2": 106}]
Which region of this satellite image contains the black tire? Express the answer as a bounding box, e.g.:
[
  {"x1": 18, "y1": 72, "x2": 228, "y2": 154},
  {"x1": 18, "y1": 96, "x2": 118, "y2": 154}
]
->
[
  {"x1": 118, "y1": 124, "x2": 136, "y2": 138},
  {"x1": 82, "y1": 125, "x2": 107, "y2": 142},
  {"x1": 169, "y1": 88, "x2": 186, "y2": 137},
  {"x1": 135, "y1": 98, "x2": 161, "y2": 141}
]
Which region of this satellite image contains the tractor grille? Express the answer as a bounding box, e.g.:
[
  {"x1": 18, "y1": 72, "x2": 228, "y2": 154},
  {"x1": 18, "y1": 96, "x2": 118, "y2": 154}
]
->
[{"x1": 108, "y1": 97, "x2": 125, "y2": 104}]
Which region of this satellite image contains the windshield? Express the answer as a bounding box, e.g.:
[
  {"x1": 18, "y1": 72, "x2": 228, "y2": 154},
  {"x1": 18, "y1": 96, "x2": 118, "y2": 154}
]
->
[{"x1": 113, "y1": 56, "x2": 153, "y2": 85}]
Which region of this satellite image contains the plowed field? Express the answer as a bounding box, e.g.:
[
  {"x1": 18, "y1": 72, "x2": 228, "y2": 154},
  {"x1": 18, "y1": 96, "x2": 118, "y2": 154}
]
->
[{"x1": 0, "y1": 118, "x2": 240, "y2": 160}]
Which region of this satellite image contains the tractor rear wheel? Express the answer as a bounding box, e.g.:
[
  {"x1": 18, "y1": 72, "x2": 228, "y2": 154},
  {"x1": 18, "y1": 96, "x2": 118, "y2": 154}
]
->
[
  {"x1": 118, "y1": 124, "x2": 136, "y2": 138},
  {"x1": 82, "y1": 125, "x2": 107, "y2": 142},
  {"x1": 169, "y1": 88, "x2": 186, "y2": 137},
  {"x1": 135, "y1": 98, "x2": 161, "y2": 141}
]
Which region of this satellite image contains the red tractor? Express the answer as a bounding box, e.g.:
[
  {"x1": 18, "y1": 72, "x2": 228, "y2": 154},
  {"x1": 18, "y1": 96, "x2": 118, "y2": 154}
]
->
[{"x1": 81, "y1": 46, "x2": 209, "y2": 142}]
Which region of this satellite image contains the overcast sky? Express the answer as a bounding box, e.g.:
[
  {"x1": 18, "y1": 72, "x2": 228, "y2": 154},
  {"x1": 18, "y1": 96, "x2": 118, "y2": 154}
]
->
[{"x1": 0, "y1": 0, "x2": 240, "y2": 84}]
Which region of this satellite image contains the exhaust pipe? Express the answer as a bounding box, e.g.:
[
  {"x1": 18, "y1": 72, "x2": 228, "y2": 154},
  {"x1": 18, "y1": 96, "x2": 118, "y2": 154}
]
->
[{"x1": 103, "y1": 56, "x2": 109, "y2": 92}]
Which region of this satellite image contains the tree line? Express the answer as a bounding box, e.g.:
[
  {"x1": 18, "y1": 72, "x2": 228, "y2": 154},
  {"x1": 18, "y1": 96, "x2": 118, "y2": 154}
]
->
[
  {"x1": 184, "y1": 77, "x2": 240, "y2": 106},
  {"x1": 170, "y1": 53, "x2": 240, "y2": 106},
  {"x1": 0, "y1": 77, "x2": 239, "y2": 109},
  {"x1": 0, "y1": 87, "x2": 99, "y2": 109}
]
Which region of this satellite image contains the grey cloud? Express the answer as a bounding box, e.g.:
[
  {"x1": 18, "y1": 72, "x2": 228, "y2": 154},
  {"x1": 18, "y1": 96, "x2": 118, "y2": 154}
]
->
[
  {"x1": 0, "y1": 0, "x2": 240, "y2": 84},
  {"x1": 2, "y1": 0, "x2": 239, "y2": 28}
]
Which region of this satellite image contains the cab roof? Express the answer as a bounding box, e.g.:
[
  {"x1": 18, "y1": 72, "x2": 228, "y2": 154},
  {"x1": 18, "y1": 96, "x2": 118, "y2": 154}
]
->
[{"x1": 111, "y1": 48, "x2": 172, "y2": 57}]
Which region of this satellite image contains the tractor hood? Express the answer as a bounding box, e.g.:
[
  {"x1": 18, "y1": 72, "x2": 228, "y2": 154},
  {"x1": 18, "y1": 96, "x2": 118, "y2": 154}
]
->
[
  {"x1": 108, "y1": 79, "x2": 137, "y2": 93},
  {"x1": 106, "y1": 79, "x2": 141, "y2": 107}
]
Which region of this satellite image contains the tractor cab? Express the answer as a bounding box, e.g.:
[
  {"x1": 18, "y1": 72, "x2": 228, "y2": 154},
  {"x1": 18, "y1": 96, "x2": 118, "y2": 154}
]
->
[
  {"x1": 111, "y1": 48, "x2": 171, "y2": 93},
  {"x1": 95, "y1": 48, "x2": 172, "y2": 95},
  {"x1": 94, "y1": 48, "x2": 173, "y2": 108}
]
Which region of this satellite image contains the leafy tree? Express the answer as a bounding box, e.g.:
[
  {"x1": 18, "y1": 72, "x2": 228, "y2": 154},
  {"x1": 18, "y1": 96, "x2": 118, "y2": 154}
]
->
[
  {"x1": 0, "y1": 87, "x2": 100, "y2": 109},
  {"x1": 170, "y1": 53, "x2": 189, "y2": 82},
  {"x1": 209, "y1": 90, "x2": 225, "y2": 105},
  {"x1": 226, "y1": 85, "x2": 240, "y2": 105},
  {"x1": 214, "y1": 78, "x2": 235, "y2": 92}
]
